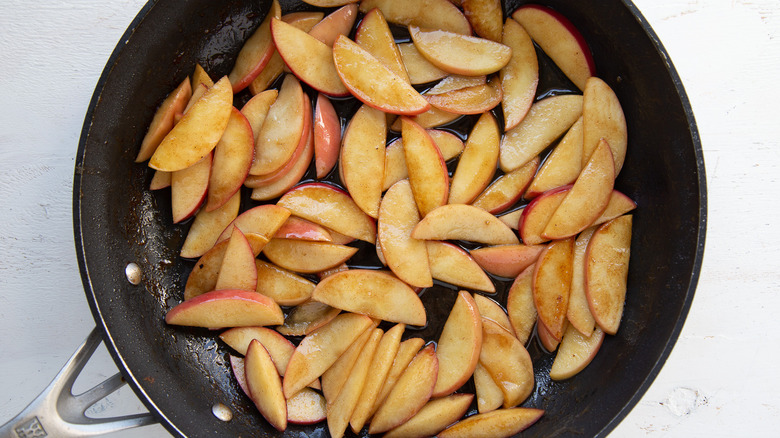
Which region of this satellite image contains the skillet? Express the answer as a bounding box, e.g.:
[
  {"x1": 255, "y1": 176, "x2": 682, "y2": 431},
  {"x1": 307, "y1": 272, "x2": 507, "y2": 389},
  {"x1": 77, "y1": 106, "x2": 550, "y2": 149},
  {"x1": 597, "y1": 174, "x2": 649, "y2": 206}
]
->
[{"x1": 11, "y1": 0, "x2": 707, "y2": 436}]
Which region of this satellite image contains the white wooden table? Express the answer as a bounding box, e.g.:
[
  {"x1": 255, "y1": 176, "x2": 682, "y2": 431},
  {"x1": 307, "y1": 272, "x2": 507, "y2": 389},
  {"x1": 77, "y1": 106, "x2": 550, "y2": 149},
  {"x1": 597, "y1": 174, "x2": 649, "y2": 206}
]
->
[{"x1": 1, "y1": 1, "x2": 778, "y2": 436}]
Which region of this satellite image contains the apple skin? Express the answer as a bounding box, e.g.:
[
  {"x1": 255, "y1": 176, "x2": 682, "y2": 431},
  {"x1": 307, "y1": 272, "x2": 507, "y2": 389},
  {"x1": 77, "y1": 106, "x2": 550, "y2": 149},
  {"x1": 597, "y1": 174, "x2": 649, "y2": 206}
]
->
[
  {"x1": 472, "y1": 156, "x2": 539, "y2": 214},
  {"x1": 136, "y1": 77, "x2": 192, "y2": 162},
  {"x1": 518, "y1": 184, "x2": 571, "y2": 246},
  {"x1": 313, "y1": 93, "x2": 341, "y2": 178},
  {"x1": 170, "y1": 152, "x2": 211, "y2": 224},
  {"x1": 165, "y1": 289, "x2": 284, "y2": 329},
  {"x1": 308, "y1": 3, "x2": 358, "y2": 47},
  {"x1": 228, "y1": 0, "x2": 280, "y2": 93}
]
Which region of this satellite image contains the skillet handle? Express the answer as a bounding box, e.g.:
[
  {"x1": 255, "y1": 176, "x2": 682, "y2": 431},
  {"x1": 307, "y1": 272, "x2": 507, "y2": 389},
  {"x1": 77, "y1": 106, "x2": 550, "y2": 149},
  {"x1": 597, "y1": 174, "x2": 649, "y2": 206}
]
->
[{"x1": 0, "y1": 328, "x2": 157, "y2": 438}]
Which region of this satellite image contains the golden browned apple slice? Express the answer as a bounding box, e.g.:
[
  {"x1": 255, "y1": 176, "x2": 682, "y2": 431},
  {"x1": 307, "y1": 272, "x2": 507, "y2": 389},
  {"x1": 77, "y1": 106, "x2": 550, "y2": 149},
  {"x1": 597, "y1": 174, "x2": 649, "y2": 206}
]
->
[
  {"x1": 333, "y1": 36, "x2": 429, "y2": 115},
  {"x1": 498, "y1": 208, "x2": 524, "y2": 230},
  {"x1": 276, "y1": 300, "x2": 340, "y2": 336},
  {"x1": 273, "y1": 217, "x2": 332, "y2": 242},
  {"x1": 567, "y1": 226, "x2": 597, "y2": 336},
  {"x1": 550, "y1": 324, "x2": 605, "y2": 381},
  {"x1": 438, "y1": 407, "x2": 544, "y2": 438},
  {"x1": 583, "y1": 77, "x2": 628, "y2": 174},
  {"x1": 371, "y1": 337, "x2": 425, "y2": 416},
  {"x1": 473, "y1": 294, "x2": 513, "y2": 335},
  {"x1": 263, "y1": 239, "x2": 358, "y2": 274},
  {"x1": 314, "y1": 93, "x2": 341, "y2": 178},
  {"x1": 360, "y1": 0, "x2": 471, "y2": 34},
  {"x1": 525, "y1": 116, "x2": 583, "y2": 198},
  {"x1": 217, "y1": 204, "x2": 291, "y2": 253},
  {"x1": 537, "y1": 319, "x2": 560, "y2": 352},
  {"x1": 136, "y1": 78, "x2": 192, "y2": 162},
  {"x1": 277, "y1": 183, "x2": 377, "y2": 244},
  {"x1": 149, "y1": 76, "x2": 233, "y2": 172},
  {"x1": 308, "y1": 4, "x2": 358, "y2": 47},
  {"x1": 474, "y1": 362, "x2": 503, "y2": 414},
  {"x1": 413, "y1": 204, "x2": 520, "y2": 245},
  {"x1": 355, "y1": 8, "x2": 409, "y2": 83},
  {"x1": 184, "y1": 240, "x2": 228, "y2": 301},
  {"x1": 430, "y1": 129, "x2": 466, "y2": 160},
  {"x1": 594, "y1": 190, "x2": 637, "y2": 226},
  {"x1": 383, "y1": 393, "x2": 474, "y2": 438},
  {"x1": 427, "y1": 242, "x2": 494, "y2": 292},
  {"x1": 449, "y1": 112, "x2": 499, "y2": 204},
  {"x1": 322, "y1": 325, "x2": 375, "y2": 403},
  {"x1": 181, "y1": 83, "x2": 207, "y2": 115},
  {"x1": 302, "y1": 0, "x2": 358, "y2": 7},
  {"x1": 506, "y1": 264, "x2": 537, "y2": 344},
  {"x1": 170, "y1": 153, "x2": 211, "y2": 224},
  {"x1": 241, "y1": 89, "x2": 277, "y2": 140},
  {"x1": 180, "y1": 191, "x2": 240, "y2": 258},
  {"x1": 149, "y1": 170, "x2": 171, "y2": 190},
  {"x1": 398, "y1": 43, "x2": 448, "y2": 85},
  {"x1": 499, "y1": 94, "x2": 583, "y2": 172},
  {"x1": 533, "y1": 237, "x2": 575, "y2": 341},
  {"x1": 433, "y1": 291, "x2": 482, "y2": 397},
  {"x1": 191, "y1": 64, "x2": 213, "y2": 89},
  {"x1": 500, "y1": 17, "x2": 538, "y2": 131},
  {"x1": 542, "y1": 139, "x2": 615, "y2": 240},
  {"x1": 205, "y1": 109, "x2": 254, "y2": 211},
  {"x1": 312, "y1": 269, "x2": 426, "y2": 326},
  {"x1": 472, "y1": 157, "x2": 539, "y2": 214},
  {"x1": 479, "y1": 318, "x2": 534, "y2": 408},
  {"x1": 402, "y1": 118, "x2": 450, "y2": 216},
  {"x1": 245, "y1": 340, "x2": 287, "y2": 431},
  {"x1": 382, "y1": 130, "x2": 464, "y2": 191},
  {"x1": 255, "y1": 260, "x2": 315, "y2": 306},
  {"x1": 425, "y1": 77, "x2": 502, "y2": 115},
  {"x1": 214, "y1": 228, "x2": 257, "y2": 291},
  {"x1": 470, "y1": 244, "x2": 544, "y2": 279},
  {"x1": 165, "y1": 290, "x2": 284, "y2": 328},
  {"x1": 410, "y1": 26, "x2": 511, "y2": 76},
  {"x1": 228, "y1": 0, "x2": 281, "y2": 93},
  {"x1": 340, "y1": 104, "x2": 386, "y2": 218},
  {"x1": 378, "y1": 179, "x2": 433, "y2": 288},
  {"x1": 518, "y1": 185, "x2": 570, "y2": 246},
  {"x1": 287, "y1": 387, "x2": 327, "y2": 425},
  {"x1": 462, "y1": 0, "x2": 502, "y2": 41},
  {"x1": 427, "y1": 75, "x2": 486, "y2": 95},
  {"x1": 369, "y1": 344, "x2": 438, "y2": 434},
  {"x1": 391, "y1": 106, "x2": 461, "y2": 131},
  {"x1": 587, "y1": 215, "x2": 632, "y2": 334},
  {"x1": 283, "y1": 313, "x2": 373, "y2": 398}
]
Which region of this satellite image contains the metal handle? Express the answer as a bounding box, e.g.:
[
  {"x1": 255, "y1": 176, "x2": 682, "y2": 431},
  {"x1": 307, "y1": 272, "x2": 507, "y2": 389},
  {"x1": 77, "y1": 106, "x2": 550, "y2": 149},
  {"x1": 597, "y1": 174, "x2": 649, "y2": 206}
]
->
[{"x1": 0, "y1": 328, "x2": 157, "y2": 438}]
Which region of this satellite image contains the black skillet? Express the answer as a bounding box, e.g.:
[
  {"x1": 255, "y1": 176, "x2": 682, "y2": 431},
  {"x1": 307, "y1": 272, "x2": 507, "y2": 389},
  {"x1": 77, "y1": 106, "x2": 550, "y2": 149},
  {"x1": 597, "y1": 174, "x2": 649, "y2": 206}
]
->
[{"x1": 67, "y1": 0, "x2": 707, "y2": 436}]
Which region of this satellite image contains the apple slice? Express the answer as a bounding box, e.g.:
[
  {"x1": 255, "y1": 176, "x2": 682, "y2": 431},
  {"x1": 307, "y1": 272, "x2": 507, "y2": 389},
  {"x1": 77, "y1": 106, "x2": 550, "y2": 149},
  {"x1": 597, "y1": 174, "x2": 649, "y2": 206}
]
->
[
  {"x1": 228, "y1": 0, "x2": 281, "y2": 93},
  {"x1": 149, "y1": 170, "x2": 171, "y2": 190},
  {"x1": 567, "y1": 227, "x2": 597, "y2": 336},
  {"x1": 282, "y1": 11, "x2": 325, "y2": 28},
  {"x1": 430, "y1": 129, "x2": 466, "y2": 160},
  {"x1": 533, "y1": 237, "x2": 575, "y2": 341},
  {"x1": 217, "y1": 204, "x2": 291, "y2": 254},
  {"x1": 308, "y1": 3, "x2": 358, "y2": 47},
  {"x1": 425, "y1": 77, "x2": 503, "y2": 115},
  {"x1": 263, "y1": 239, "x2": 358, "y2": 274},
  {"x1": 136, "y1": 78, "x2": 192, "y2": 162},
  {"x1": 474, "y1": 362, "x2": 503, "y2": 414},
  {"x1": 594, "y1": 190, "x2": 637, "y2": 226},
  {"x1": 369, "y1": 343, "x2": 438, "y2": 434},
  {"x1": 473, "y1": 294, "x2": 513, "y2": 335},
  {"x1": 449, "y1": 112, "x2": 499, "y2": 204},
  {"x1": 184, "y1": 240, "x2": 228, "y2": 301},
  {"x1": 413, "y1": 204, "x2": 520, "y2": 245},
  {"x1": 191, "y1": 63, "x2": 214, "y2": 89},
  {"x1": 333, "y1": 36, "x2": 429, "y2": 115},
  {"x1": 149, "y1": 76, "x2": 233, "y2": 172},
  {"x1": 433, "y1": 291, "x2": 482, "y2": 397},
  {"x1": 518, "y1": 185, "x2": 570, "y2": 246},
  {"x1": 214, "y1": 228, "x2": 257, "y2": 291},
  {"x1": 287, "y1": 388, "x2": 327, "y2": 425},
  {"x1": 359, "y1": 0, "x2": 471, "y2": 34},
  {"x1": 410, "y1": 26, "x2": 511, "y2": 76},
  {"x1": 241, "y1": 89, "x2": 278, "y2": 141},
  {"x1": 498, "y1": 208, "x2": 524, "y2": 231},
  {"x1": 283, "y1": 313, "x2": 373, "y2": 398},
  {"x1": 181, "y1": 83, "x2": 207, "y2": 115},
  {"x1": 550, "y1": 325, "x2": 605, "y2": 380},
  {"x1": 355, "y1": 8, "x2": 410, "y2": 83},
  {"x1": 381, "y1": 138, "x2": 407, "y2": 191},
  {"x1": 391, "y1": 106, "x2": 461, "y2": 131},
  {"x1": 312, "y1": 269, "x2": 426, "y2": 326},
  {"x1": 537, "y1": 319, "x2": 561, "y2": 352},
  {"x1": 314, "y1": 94, "x2": 341, "y2": 178},
  {"x1": 276, "y1": 300, "x2": 340, "y2": 336},
  {"x1": 340, "y1": 104, "x2": 386, "y2": 218},
  {"x1": 255, "y1": 260, "x2": 315, "y2": 306},
  {"x1": 501, "y1": 17, "x2": 539, "y2": 131},
  {"x1": 472, "y1": 157, "x2": 540, "y2": 214},
  {"x1": 499, "y1": 94, "x2": 583, "y2": 172},
  {"x1": 438, "y1": 408, "x2": 544, "y2": 438},
  {"x1": 170, "y1": 152, "x2": 211, "y2": 223},
  {"x1": 378, "y1": 179, "x2": 432, "y2": 288},
  {"x1": 371, "y1": 337, "x2": 426, "y2": 417},
  {"x1": 506, "y1": 264, "x2": 537, "y2": 345},
  {"x1": 322, "y1": 325, "x2": 375, "y2": 403},
  {"x1": 180, "y1": 191, "x2": 240, "y2": 259},
  {"x1": 583, "y1": 76, "x2": 628, "y2": 174},
  {"x1": 401, "y1": 118, "x2": 449, "y2": 216},
  {"x1": 398, "y1": 42, "x2": 448, "y2": 85},
  {"x1": 587, "y1": 215, "x2": 632, "y2": 334},
  {"x1": 427, "y1": 242, "x2": 494, "y2": 292},
  {"x1": 525, "y1": 116, "x2": 584, "y2": 198},
  {"x1": 384, "y1": 393, "x2": 474, "y2": 438},
  {"x1": 462, "y1": 0, "x2": 502, "y2": 41},
  {"x1": 470, "y1": 244, "x2": 544, "y2": 279},
  {"x1": 245, "y1": 340, "x2": 287, "y2": 431},
  {"x1": 166, "y1": 289, "x2": 284, "y2": 328},
  {"x1": 273, "y1": 217, "x2": 332, "y2": 242},
  {"x1": 301, "y1": 0, "x2": 359, "y2": 7},
  {"x1": 479, "y1": 318, "x2": 534, "y2": 408},
  {"x1": 205, "y1": 108, "x2": 254, "y2": 211},
  {"x1": 542, "y1": 139, "x2": 615, "y2": 240},
  {"x1": 428, "y1": 75, "x2": 486, "y2": 95},
  {"x1": 230, "y1": 355, "x2": 250, "y2": 396},
  {"x1": 512, "y1": 4, "x2": 595, "y2": 91}
]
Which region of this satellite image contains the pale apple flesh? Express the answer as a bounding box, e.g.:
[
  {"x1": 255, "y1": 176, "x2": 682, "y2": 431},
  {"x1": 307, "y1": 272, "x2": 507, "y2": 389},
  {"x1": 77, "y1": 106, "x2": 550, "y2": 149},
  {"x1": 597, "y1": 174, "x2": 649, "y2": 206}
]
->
[
  {"x1": 136, "y1": 77, "x2": 192, "y2": 162},
  {"x1": 401, "y1": 118, "x2": 450, "y2": 216},
  {"x1": 438, "y1": 407, "x2": 545, "y2": 438},
  {"x1": 433, "y1": 291, "x2": 482, "y2": 397},
  {"x1": 479, "y1": 318, "x2": 534, "y2": 408},
  {"x1": 586, "y1": 215, "x2": 632, "y2": 335},
  {"x1": 255, "y1": 260, "x2": 315, "y2": 307},
  {"x1": 383, "y1": 393, "x2": 474, "y2": 438},
  {"x1": 413, "y1": 204, "x2": 520, "y2": 245},
  {"x1": 506, "y1": 264, "x2": 537, "y2": 345},
  {"x1": 550, "y1": 325, "x2": 605, "y2": 380},
  {"x1": 245, "y1": 339, "x2": 287, "y2": 431},
  {"x1": 165, "y1": 289, "x2": 284, "y2": 329}
]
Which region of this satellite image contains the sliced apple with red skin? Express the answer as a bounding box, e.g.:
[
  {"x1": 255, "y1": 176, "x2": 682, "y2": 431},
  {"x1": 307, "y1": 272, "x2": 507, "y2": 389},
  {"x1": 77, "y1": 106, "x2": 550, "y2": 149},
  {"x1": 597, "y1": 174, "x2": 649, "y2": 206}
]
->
[
  {"x1": 438, "y1": 408, "x2": 544, "y2": 438},
  {"x1": 136, "y1": 78, "x2": 192, "y2": 162},
  {"x1": 594, "y1": 190, "x2": 637, "y2": 226},
  {"x1": 371, "y1": 338, "x2": 425, "y2": 417},
  {"x1": 166, "y1": 289, "x2": 283, "y2": 328},
  {"x1": 430, "y1": 129, "x2": 465, "y2": 160},
  {"x1": 402, "y1": 118, "x2": 449, "y2": 216},
  {"x1": 369, "y1": 343, "x2": 438, "y2": 434},
  {"x1": 181, "y1": 83, "x2": 207, "y2": 116},
  {"x1": 498, "y1": 208, "x2": 524, "y2": 231},
  {"x1": 433, "y1": 291, "x2": 482, "y2": 397},
  {"x1": 426, "y1": 78, "x2": 502, "y2": 115},
  {"x1": 533, "y1": 237, "x2": 575, "y2": 341},
  {"x1": 149, "y1": 170, "x2": 171, "y2": 190},
  {"x1": 249, "y1": 52, "x2": 284, "y2": 95},
  {"x1": 271, "y1": 18, "x2": 349, "y2": 96},
  {"x1": 184, "y1": 240, "x2": 229, "y2": 300},
  {"x1": 583, "y1": 76, "x2": 628, "y2": 174},
  {"x1": 355, "y1": 8, "x2": 409, "y2": 83},
  {"x1": 322, "y1": 324, "x2": 375, "y2": 403},
  {"x1": 314, "y1": 93, "x2": 341, "y2": 178},
  {"x1": 191, "y1": 63, "x2": 213, "y2": 90},
  {"x1": 525, "y1": 116, "x2": 583, "y2": 199},
  {"x1": 170, "y1": 152, "x2": 211, "y2": 223},
  {"x1": 217, "y1": 204, "x2": 291, "y2": 253},
  {"x1": 413, "y1": 204, "x2": 520, "y2": 245},
  {"x1": 378, "y1": 179, "x2": 432, "y2": 288},
  {"x1": 500, "y1": 94, "x2": 583, "y2": 172},
  {"x1": 536, "y1": 319, "x2": 560, "y2": 352},
  {"x1": 470, "y1": 244, "x2": 544, "y2": 279},
  {"x1": 214, "y1": 228, "x2": 257, "y2": 291},
  {"x1": 228, "y1": 0, "x2": 281, "y2": 93},
  {"x1": 391, "y1": 106, "x2": 461, "y2": 131},
  {"x1": 428, "y1": 75, "x2": 486, "y2": 95},
  {"x1": 359, "y1": 0, "x2": 471, "y2": 35},
  {"x1": 149, "y1": 76, "x2": 233, "y2": 172},
  {"x1": 255, "y1": 260, "x2": 315, "y2": 306},
  {"x1": 273, "y1": 217, "x2": 332, "y2": 242},
  {"x1": 551, "y1": 324, "x2": 605, "y2": 381},
  {"x1": 474, "y1": 362, "x2": 503, "y2": 414},
  {"x1": 501, "y1": 17, "x2": 539, "y2": 131},
  {"x1": 263, "y1": 239, "x2": 357, "y2": 274},
  {"x1": 301, "y1": 0, "x2": 358, "y2": 7},
  {"x1": 567, "y1": 226, "x2": 597, "y2": 336},
  {"x1": 205, "y1": 108, "x2": 254, "y2": 211},
  {"x1": 180, "y1": 190, "x2": 240, "y2": 259},
  {"x1": 283, "y1": 313, "x2": 373, "y2": 398},
  {"x1": 462, "y1": 0, "x2": 502, "y2": 41},
  {"x1": 542, "y1": 139, "x2": 615, "y2": 240},
  {"x1": 276, "y1": 300, "x2": 340, "y2": 336},
  {"x1": 472, "y1": 157, "x2": 539, "y2": 214},
  {"x1": 479, "y1": 318, "x2": 534, "y2": 408},
  {"x1": 312, "y1": 269, "x2": 426, "y2": 326},
  {"x1": 506, "y1": 264, "x2": 537, "y2": 344},
  {"x1": 512, "y1": 4, "x2": 595, "y2": 91},
  {"x1": 340, "y1": 104, "x2": 386, "y2": 218},
  {"x1": 277, "y1": 183, "x2": 377, "y2": 244},
  {"x1": 287, "y1": 388, "x2": 327, "y2": 425},
  {"x1": 427, "y1": 242, "x2": 494, "y2": 292},
  {"x1": 518, "y1": 185, "x2": 570, "y2": 246},
  {"x1": 241, "y1": 89, "x2": 278, "y2": 141},
  {"x1": 382, "y1": 130, "x2": 464, "y2": 191},
  {"x1": 398, "y1": 43, "x2": 448, "y2": 85},
  {"x1": 384, "y1": 393, "x2": 474, "y2": 438},
  {"x1": 587, "y1": 215, "x2": 632, "y2": 334},
  {"x1": 333, "y1": 36, "x2": 429, "y2": 115},
  {"x1": 245, "y1": 340, "x2": 287, "y2": 431},
  {"x1": 282, "y1": 11, "x2": 325, "y2": 28},
  {"x1": 410, "y1": 26, "x2": 511, "y2": 76},
  {"x1": 230, "y1": 355, "x2": 251, "y2": 396},
  {"x1": 308, "y1": 3, "x2": 358, "y2": 47},
  {"x1": 449, "y1": 112, "x2": 499, "y2": 204},
  {"x1": 473, "y1": 294, "x2": 513, "y2": 336}
]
